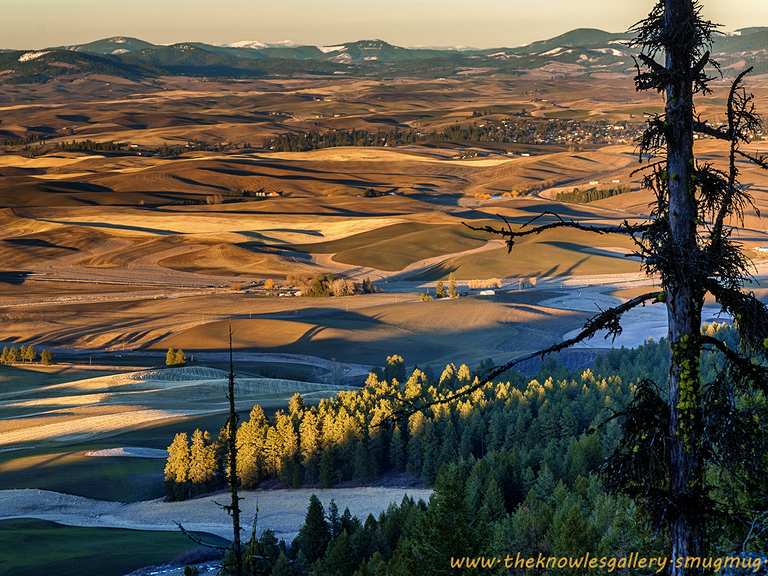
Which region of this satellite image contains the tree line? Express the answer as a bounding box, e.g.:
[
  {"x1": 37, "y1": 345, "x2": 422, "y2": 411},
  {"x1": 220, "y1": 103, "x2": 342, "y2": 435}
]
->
[
  {"x1": 555, "y1": 185, "x2": 630, "y2": 204},
  {"x1": 217, "y1": 461, "x2": 658, "y2": 576},
  {"x1": 285, "y1": 274, "x2": 376, "y2": 298},
  {"x1": 163, "y1": 344, "x2": 658, "y2": 498},
  {"x1": 265, "y1": 118, "x2": 642, "y2": 154},
  {"x1": 1, "y1": 344, "x2": 54, "y2": 366},
  {"x1": 266, "y1": 129, "x2": 426, "y2": 153}
]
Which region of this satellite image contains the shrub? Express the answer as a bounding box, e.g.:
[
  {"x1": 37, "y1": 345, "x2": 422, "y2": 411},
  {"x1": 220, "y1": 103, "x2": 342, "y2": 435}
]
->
[
  {"x1": 40, "y1": 349, "x2": 54, "y2": 365},
  {"x1": 435, "y1": 280, "x2": 447, "y2": 299},
  {"x1": 166, "y1": 347, "x2": 186, "y2": 367},
  {"x1": 467, "y1": 278, "x2": 503, "y2": 289},
  {"x1": 555, "y1": 185, "x2": 629, "y2": 204}
]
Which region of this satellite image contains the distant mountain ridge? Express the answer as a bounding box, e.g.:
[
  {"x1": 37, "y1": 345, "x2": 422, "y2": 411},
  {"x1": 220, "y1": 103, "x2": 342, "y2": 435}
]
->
[{"x1": 2, "y1": 27, "x2": 767, "y2": 84}]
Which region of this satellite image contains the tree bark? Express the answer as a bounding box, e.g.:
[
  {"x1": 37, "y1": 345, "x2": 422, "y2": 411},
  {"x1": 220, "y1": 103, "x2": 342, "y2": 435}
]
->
[
  {"x1": 664, "y1": 1, "x2": 705, "y2": 573},
  {"x1": 227, "y1": 327, "x2": 243, "y2": 576}
]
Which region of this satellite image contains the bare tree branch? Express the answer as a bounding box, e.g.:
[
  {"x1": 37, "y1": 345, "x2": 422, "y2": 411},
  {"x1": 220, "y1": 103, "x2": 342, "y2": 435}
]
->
[
  {"x1": 693, "y1": 120, "x2": 729, "y2": 141},
  {"x1": 691, "y1": 50, "x2": 711, "y2": 78},
  {"x1": 393, "y1": 290, "x2": 664, "y2": 418},
  {"x1": 639, "y1": 53, "x2": 669, "y2": 77},
  {"x1": 736, "y1": 149, "x2": 768, "y2": 169},
  {"x1": 701, "y1": 335, "x2": 768, "y2": 393},
  {"x1": 742, "y1": 510, "x2": 768, "y2": 552},
  {"x1": 464, "y1": 212, "x2": 651, "y2": 253},
  {"x1": 710, "y1": 68, "x2": 758, "y2": 243},
  {"x1": 175, "y1": 521, "x2": 230, "y2": 551}
]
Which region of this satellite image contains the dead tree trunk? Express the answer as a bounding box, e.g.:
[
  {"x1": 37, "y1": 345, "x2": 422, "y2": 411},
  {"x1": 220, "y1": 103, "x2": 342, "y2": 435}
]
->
[
  {"x1": 227, "y1": 326, "x2": 243, "y2": 576},
  {"x1": 664, "y1": 1, "x2": 705, "y2": 572}
]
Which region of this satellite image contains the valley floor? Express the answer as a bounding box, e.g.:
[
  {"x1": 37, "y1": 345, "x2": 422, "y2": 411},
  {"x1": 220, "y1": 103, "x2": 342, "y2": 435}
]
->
[{"x1": 0, "y1": 486, "x2": 433, "y2": 541}]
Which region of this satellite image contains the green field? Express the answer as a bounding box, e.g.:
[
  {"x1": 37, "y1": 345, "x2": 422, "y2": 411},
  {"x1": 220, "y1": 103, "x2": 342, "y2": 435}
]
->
[
  {"x1": 0, "y1": 519, "x2": 226, "y2": 576},
  {"x1": 0, "y1": 386, "x2": 333, "y2": 501},
  {"x1": 0, "y1": 449, "x2": 166, "y2": 502},
  {"x1": 0, "y1": 365, "x2": 119, "y2": 395},
  {"x1": 0, "y1": 409, "x2": 250, "y2": 501}
]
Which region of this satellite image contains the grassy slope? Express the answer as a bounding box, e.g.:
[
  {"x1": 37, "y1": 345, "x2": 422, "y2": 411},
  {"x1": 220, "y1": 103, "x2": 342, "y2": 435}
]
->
[
  {"x1": 412, "y1": 227, "x2": 640, "y2": 280},
  {"x1": 0, "y1": 389, "x2": 327, "y2": 501},
  {"x1": 0, "y1": 450, "x2": 166, "y2": 502},
  {"x1": 0, "y1": 519, "x2": 226, "y2": 576},
  {"x1": 295, "y1": 221, "x2": 491, "y2": 271},
  {"x1": 0, "y1": 366, "x2": 119, "y2": 394}
]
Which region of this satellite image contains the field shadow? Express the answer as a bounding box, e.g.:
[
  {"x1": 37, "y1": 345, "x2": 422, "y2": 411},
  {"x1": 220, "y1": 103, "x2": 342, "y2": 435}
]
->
[
  {"x1": 540, "y1": 241, "x2": 637, "y2": 261},
  {"x1": 0, "y1": 271, "x2": 31, "y2": 285},
  {"x1": 170, "y1": 174, "x2": 230, "y2": 192},
  {"x1": 201, "y1": 166, "x2": 388, "y2": 189},
  {"x1": 41, "y1": 182, "x2": 113, "y2": 194},
  {"x1": 514, "y1": 202, "x2": 610, "y2": 220},
  {"x1": 39, "y1": 219, "x2": 179, "y2": 236},
  {"x1": 409, "y1": 193, "x2": 462, "y2": 206},
  {"x1": 56, "y1": 114, "x2": 91, "y2": 123},
  {"x1": 239, "y1": 307, "x2": 386, "y2": 328},
  {"x1": 4, "y1": 239, "x2": 78, "y2": 251}
]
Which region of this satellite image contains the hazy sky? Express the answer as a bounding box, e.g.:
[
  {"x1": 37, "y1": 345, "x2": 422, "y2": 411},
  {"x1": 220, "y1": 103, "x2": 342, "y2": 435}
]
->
[{"x1": 5, "y1": 0, "x2": 768, "y2": 50}]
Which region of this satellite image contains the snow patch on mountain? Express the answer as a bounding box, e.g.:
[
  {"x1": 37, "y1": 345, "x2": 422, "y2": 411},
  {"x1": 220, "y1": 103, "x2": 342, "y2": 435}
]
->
[
  {"x1": 18, "y1": 51, "x2": 50, "y2": 63},
  {"x1": 320, "y1": 45, "x2": 346, "y2": 54},
  {"x1": 228, "y1": 40, "x2": 267, "y2": 49},
  {"x1": 540, "y1": 47, "x2": 573, "y2": 57},
  {"x1": 594, "y1": 47, "x2": 624, "y2": 57}
]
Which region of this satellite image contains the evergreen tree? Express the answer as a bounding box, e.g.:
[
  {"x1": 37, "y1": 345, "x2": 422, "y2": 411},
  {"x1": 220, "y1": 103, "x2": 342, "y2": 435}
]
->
[
  {"x1": 359, "y1": 552, "x2": 387, "y2": 576},
  {"x1": 389, "y1": 424, "x2": 405, "y2": 472},
  {"x1": 5, "y1": 346, "x2": 19, "y2": 364},
  {"x1": 317, "y1": 530, "x2": 355, "y2": 576},
  {"x1": 420, "y1": 424, "x2": 439, "y2": 484},
  {"x1": 479, "y1": 476, "x2": 506, "y2": 524},
  {"x1": 327, "y1": 500, "x2": 342, "y2": 539},
  {"x1": 288, "y1": 393, "x2": 305, "y2": 419},
  {"x1": 549, "y1": 491, "x2": 596, "y2": 557},
  {"x1": 21, "y1": 344, "x2": 36, "y2": 363},
  {"x1": 237, "y1": 405, "x2": 268, "y2": 488},
  {"x1": 448, "y1": 273, "x2": 458, "y2": 299},
  {"x1": 299, "y1": 410, "x2": 321, "y2": 483},
  {"x1": 40, "y1": 349, "x2": 54, "y2": 365},
  {"x1": 242, "y1": 528, "x2": 280, "y2": 576},
  {"x1": 353, "y1": 441, "x2": 371, "y2": 483},
  {"x1": 384, "y1": 355, "x2": 406, "y2": 382},
  {"x1": 188, "y1": 429, "x2": 217, "y2": 487},
  {"x1": 275, "y1": 411, "x2": 299, "y2": 485},
  {"x1": 435, "y1": 280, "x2": 447, "y2": 299},
  {"x1": 271, "y1": 552, "x2": 296, "y2": 576},
  {"x1": 319, "y1": 448, "x2": 336, "y2": 488},
  {"x1": 396, "y1": 464, "x2": 477, "y2": 575},
  {"x1": 164, "y1": 432, "x2": 190, "y2": 499},
  {"x1": 297, "y1": 495, "x2": 331, "y2": 564}
]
